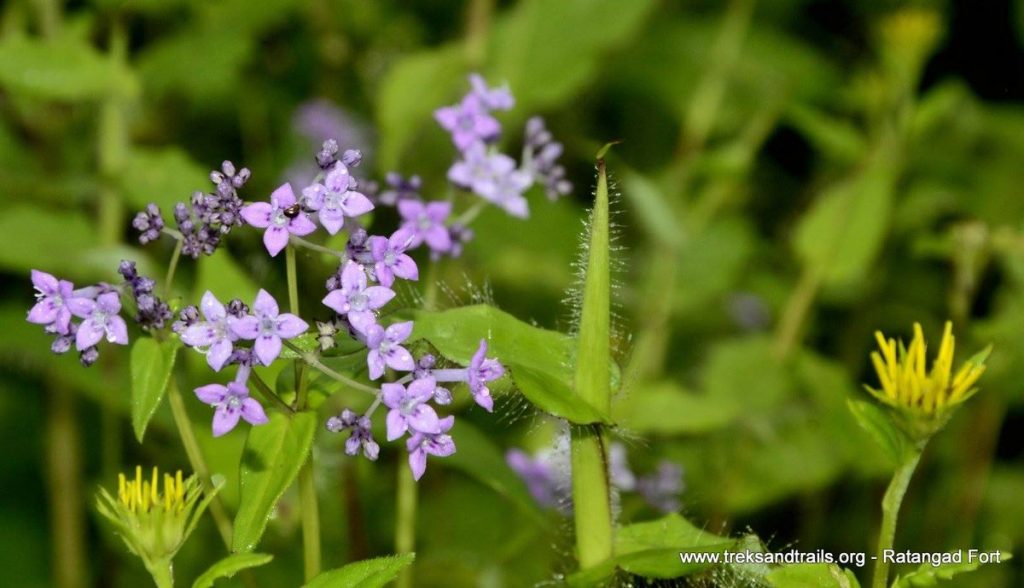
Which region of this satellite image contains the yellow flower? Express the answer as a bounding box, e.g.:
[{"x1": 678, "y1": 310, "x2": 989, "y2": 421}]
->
[
  {"x1": 97, "y1": 466, "x2": 220, "y2": 585},
  {"x1": 866, "y1": 321, "x2": 989, "y2": 438}
]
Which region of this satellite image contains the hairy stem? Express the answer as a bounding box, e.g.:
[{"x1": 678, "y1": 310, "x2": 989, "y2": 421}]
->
[
  {"x1": 291, "y1": 235, "x2": 344, "y2": 259},
  {"x1": 394, "y1": 459, "x2": 418, "y2": 588},
  {"x1": 571, "y1": 426, "x2": 614, "y2": 568},
  {"x1": 284, "y1": 340, "x2": 380, "y2": 396},
  {"x1": 166, "y1": 380, "x2": 234, "y2": 549},
  {"x1": 249, "y1": 372, "x2": 295, "y2": 414},
  {"x1": 146, "y1": 560, "x2": 174, "y2": 588},
  {"x1": 872, "y1": 447, "x2": 924, "y2": 588}
]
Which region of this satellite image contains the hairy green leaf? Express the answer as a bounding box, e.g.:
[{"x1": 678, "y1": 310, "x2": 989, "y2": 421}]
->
[
  {"x1": 130, "y1": 338, "x2": 180, "y2": 442},
  {"x1": 304, "y1": 553, "x2": 415, "y2": 588},
  {"x1": 192, "y1": 553, "x2": 273, "y2": 588}
]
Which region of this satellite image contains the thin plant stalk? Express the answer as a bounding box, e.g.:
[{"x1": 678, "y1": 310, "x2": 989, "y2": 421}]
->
[
  {"x1": 872, "y1": 447, "x2": 924, "y2": 588},
  {"x1": 46, "y1": 382, "x2": 87, "y2": 588},
  {"x1": 394, "y1": 460, "x2": 418, "y2": 588},
  {"x1": 287, "y1": 244, "x2": 322, "y2": 581},
  {"x1": 166, "y1": 379, "x2": 234, "y2": 549}
]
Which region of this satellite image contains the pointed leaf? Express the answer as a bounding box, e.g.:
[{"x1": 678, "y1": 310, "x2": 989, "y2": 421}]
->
[
  {"x1": 303, "y1": 554, "x2": 415, "y2": 588},
  {"x1": 232, "y1": 411, "x2": 316, "y2": 552},
  {"x1": 130, "y1": 338, "x2": 180, "y2": 442},
  {"x1": 192, "y1": 553, "x2": 272, "y2": 588},
  {"x1": 847, "y1": 399, "x2": 909, "y2": 466},
  {"x1": 768, "y1": 563, "x2": 861, "y2": 588},
  {"x1": 891, "y1": 552, "x2": 1011, "y2": 587}
]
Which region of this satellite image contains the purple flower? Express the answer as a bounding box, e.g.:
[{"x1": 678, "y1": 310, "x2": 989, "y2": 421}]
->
[
  {"x1": 368, "y1": 229, "x2": 419, "y2": 287},
  {"x1": 398, "y1": 200, "x2": 452, "y2": 253},
  {"x1": 434, "y1": 95, "x2": 501, "y2": 151},
  {"x1": 194, "y1": 380, "x2": 268, "y2": 437},
  {"x1": 377, "y1": 172, "x2": 421, "y2": 206},
  {"x1": 608, "y1": 442, "x2": 637, "y2": 492},
  {"x1": 637, "y1": 462, "x2": 685, "y2": 513},
  {"x1": 240, "y1": 183, "x2": 317, "y2": 256},
  {"x1": 229, "y1": 289, "x2": 309, "y2": 366},
  {"x1": 132, "y1": 204, "x2": 165, "y2": 245},
  {"x1": 524, "y1": 117, "x2": 572, "y2": 200},
  {"x1": 406, "y1": 415, "x2": 456, "y2": 481},
  {"x1": 67, "y1": 292, "x2": 128, "y2": 351},
  {"x1": 181, "y1": 291, "x2": 238, "y2": 371},
  {"x1": 382, "y1": 377, "x2": 441, "y2": 441},
  {"x1": 467, "y1": 339, "x2": 504, "y2": 412},
  {"x1": 506, "y1": 449, "x2": 559, "y2": 508},
  {"x1": 448, "y1": 143, "x2": 532, "y2": 218},
  {"x1": 302, "y1": 163, "x2": 374, "y2": 234},
  {"x1": 322, "y1": 262, "x2": 395, "y2": 334},
  {"x1": 27, "y1": 270, "x2": 74, "y2": 335},
  {"x1": 469, "y1": 74, "x2": 514, "y2": 111},
  {"x1": 326, "y1": 409, "x2": 379, "y2": 460},
  {"x1": 365, "y1": 321, "x2": 415, "y2": 380}
]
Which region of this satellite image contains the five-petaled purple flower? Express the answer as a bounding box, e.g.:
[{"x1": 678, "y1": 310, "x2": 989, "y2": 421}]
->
[
  {"x1": 27, "y1": 270, "x2": 74, "y2": 335},
  {"x1": 382, "y1": 377, "x2": 441, "y2": 441},
  {"x1": 469, "y1": 74, "x2": 514, "y2": 111},
  {"x1": 229, "y1": 289, "x2": 308, "y2": 366},
  {"x1": 240, "y1": 183, "x2": 317, "y2": 256},
  {"x1": 67, "y1": 292, "x2": 128, "y2": 351},
  {"x1": 467, "y1": 339, "x2": 505, "y2": 411},
  {"x1": 368, "y1": 229, "x2": 418, "y2": 287},
  {"x1": 406, "y1": 415, "x2": 456, "y2": 481},
  {"x1": 181, "y1": 291, "x2": 238, "y2": 371},
  {"x1": 434, "y1": 95, "x2": 501, "y2": 151},
  {"x1": 302, "y1": 163, "x2": 374, "y2": 234},
  {"x1": 322, "y1": 262, "x2": 395, "y2": 334},
  {"x1": 365, "y1": 321, "x2": 415, "y2": 380},
  {"x1": 194, "y1": 380, "x2": 268, "y2": 437},
  {"x1": 398, "y1": 200, "x2": 452, "y2": 253}
]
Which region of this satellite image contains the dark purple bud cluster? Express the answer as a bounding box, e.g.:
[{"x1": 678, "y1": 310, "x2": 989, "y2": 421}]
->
[
  {"x1": 172, "y1": 304, "x2": 199, "y2": 334},
  {"x1": 118, "y1": 260, "x2": 172, "y2": 331},
  {"x1": 134, "y1": 161, "x2": 249, "y2": 259},
  {"x1": 131, "y1": 204, "x2": 165, "y2": 244},
  {"x1": 315, "y1": 140, "x2": 362, "y2": 171},
  {"x1": 524, "y1": 117, "x2": 572, "y2": 201}
]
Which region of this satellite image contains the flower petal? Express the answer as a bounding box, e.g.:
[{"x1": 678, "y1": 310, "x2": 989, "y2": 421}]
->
[
  {"x1": 26, "y1": 299, "x2": 58, "y2": 325},
  {"x1": 408, "y1": 448, "x2": 427, "y2": 481},
  {"x1": 75, "y1": 320, "x2": 104, "y2": 350},
  {"x1": 341, "y1": 262, "x2": 366, "y2": 293},
  {"x1": 270, "y1": 183, "x2": 296, "y2": 208},
  {"x1": 240, "y1": 398, "x2": 269, "y2": 425},
  {"x1": 275, "y1": 313, "x2": 308, "y2": 339},
  {"x1": 407, "y1": 376, "x2": 437, "y2": 403},
  {"x1": 288, "y1": 213, "x2": 317, "y2": 236},
  {"x1": 212, "y1": 406, "x2": 241, "y2": 437},
  {"x1": 229, "y1": 315, "x2": 260, "y2": 340},
  {"x1": 240, "y1": 202, "x2": 273, "y2": 228},
  {"x1": 340, "y1": 191, "x2": 374, "y2": 217},
  {"x1": 66, "y1": 297, "x2": 95, "y2": 319},
  {"x1": 384, "y1": 345, "x2": 415, "y2": 372},
  {"x1": 105, "y1": 316, "x2": 129, "y2": 345},
  {"x1": 381, "y1": 383, "x2": 406, "y2": 408},
  {"x1": 408, "y1": 404, "x2": 440, "y2": 434},
  {"x1": 195, "y1": 383, "x2": 228, "y2": 405},
  {"x1": 367, "y1": 350, "x2": 385, "y2": 380},
  {"x1": 200, "y1": 291, "x2": 226, "y2": 321},
  {"x1": 31, "y1": 270, "x2": 59, "y2": 294},
  {"x1": 322, "y1": 290, "x2": 348, "y2": 314},
  {"x1": 182, "y1": 323, "x2": 218, "y2": 347},
  {"x1": 253, "y1": 289, "x2": 279, "y2": 317},
  {"x1": 263, "y1": 226, "x2": 290, "y2": 257},
  {"x1": 391, "y1": 255, "x2": 418, "y2": 281},
  {"x1": 207, "y1": 338, "x2": 233, "y2": 371},
  {"x1": 385, "y1": 321, "x2": 414, "y2": 344},
  {"x1": 363, "y1": 286, "x2": 395, "y2": 309},
  {"x1": 386, "y1": 409, "x2": 407, "y2": 441},
  {"x1": 254, "y1": 335, "x2": 282, "y2": 366}
]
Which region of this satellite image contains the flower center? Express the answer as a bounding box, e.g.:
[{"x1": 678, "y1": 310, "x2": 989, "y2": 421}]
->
[
  {"x1": 272, "y1": 209, "x2": 288, "y2": 227},
  {"x1": 226, "y1": 395, "x2": 242, "y2": 410},
  {"x1": 259, "y1": 315, "x2": 277, "y2": 334},
  {"x1": 350, "y1": 293, "x2": 369, "y2": 312},
  {"x1": 417, "y1": 214, "x2": 432, "y2": 230},
  {"x1": 400, "y1": 398, "x2": 418, "y2": 415},
  {"x1": 384, "y1": 251, "x2": 397, "y2": 266}
]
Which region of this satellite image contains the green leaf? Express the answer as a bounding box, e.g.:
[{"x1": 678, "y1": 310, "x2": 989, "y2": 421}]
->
[
  {"x1": 279, "y1": 333, "x2": 319, "y2": 360},
  {"x1": 785, "y1": 104, "x2": 867, "y2": 164},
  {"x1": 492, "y1": 0, "x2": 657, "y2": 111},
  {"x1": 191, "y1": 553, "x2": 273, "y2": 588},
  {"x1": 619, "y1": 172, "x2": 684, "y2": 249},
  {"x1": 137, "y1": 30, "x2": 252, "y2": 101},
  {"x1": 130, "y1": 338, "x2": 181, "y2": 443},
  {"x1": 768, "y1": 563, "x2": 861, "y2": 588},
  {"x1": 793, "y1": 155, "x2": 897, "y2": 291},
  {"x1": 233, "y1": 411, "x2": 316, "y2": 552},
  {"x1": 121, "y1": 147, "x2": 210, "y2": 211},
  {"x1": 409, "y1": 305, "x2": 609, "y2": 424},
  {"x1": 568, "y1": 513, "x2": 740, "y2": 584},
  {"x1": 613, "y1": 381, "x2": 738, "y2": 435},
  {"x1": 376, "y1": 46, "x2": 466, "y2": 170},
  {"x1": 304, "y1": 554, "x2": 415, "y2": 588},
  {"x1": 847, "y1": 399, "x2": 909, "y2": 467},
  {"x1": 0, "y1": 205, "x2": 95, "y2": 278},
  {"x1": 0, "y1": 35, "x2": 136, "y2": 101},
  {"x1": 195, "y1": 252, "x2": 259, "y2": 303},
  {"x1": 891, "y1": 552, "x2": 1011, "y2": 587},
  {"x1": 443, "y1": 420, "x2": 548, "y2": 526}
]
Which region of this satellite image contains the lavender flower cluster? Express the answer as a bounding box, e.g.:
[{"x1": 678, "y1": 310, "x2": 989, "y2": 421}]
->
[{"x1": 27, "y1": 74, "x2": 570, "y2": 481}]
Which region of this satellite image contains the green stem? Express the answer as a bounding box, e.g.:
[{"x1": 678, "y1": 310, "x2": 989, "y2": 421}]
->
[
  {"x1": 571, "y1": 425, "x2": 614, "y2": 568},
  {"x1": 286, "y1": 245, "x2": 300, "y2": 315},
  {"x1": 249, "y1": 372, "x2": 295, "y2": 414},
  {"x1": 284, "y1": 340, "x2": 380, "y2": 396},
  {"x1": 298, "y1": 459, "x2": 321, "y2": 582},
  {"x1": 166, "y1": 380, "x2": 234, "y2": 550},
  {"x1": 46, "y1": 383, "x2": 87, "y2": 588},
  {"x1": 164, "y1": 237, "x2": 183, "y2": 299},
  {"x1": 290, "y1": 235, "x2": 344, "y2": 259},
  {"x1": 145, "y1": 560, "x2": 174, "y2": 588},
  {"x1": 773, "y1": 264, "x2": 822, "y2": 359},
  {"x1": 287, "y1": 244, "x2": 322, "y2": 581},
  {"x1": 394, "y1": 459, "x2": 418, "y2": 588},
  {"x1": 872, "y1": 448, "x2": 924, "y2": 588}
]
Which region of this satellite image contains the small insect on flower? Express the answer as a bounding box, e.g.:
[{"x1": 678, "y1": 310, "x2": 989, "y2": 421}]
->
[{"x1": 865, "y1": 321, "x2": 990, "y2": 439}]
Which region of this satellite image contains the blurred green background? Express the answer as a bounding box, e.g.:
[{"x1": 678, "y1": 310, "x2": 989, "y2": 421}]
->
[{"x1": 1, "y1": 0, "x2": 1023, "y2": 586}]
